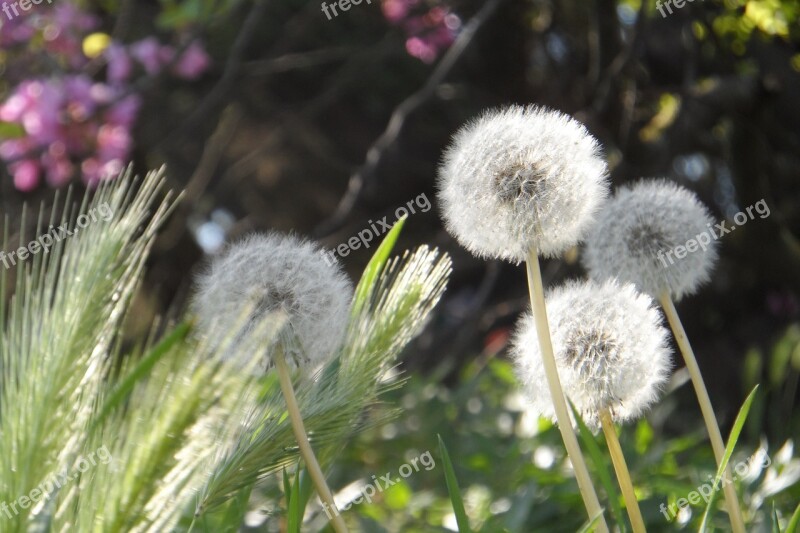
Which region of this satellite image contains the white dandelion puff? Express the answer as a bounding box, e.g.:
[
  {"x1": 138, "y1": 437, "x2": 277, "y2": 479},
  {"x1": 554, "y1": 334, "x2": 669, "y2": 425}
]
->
[
  {"x1": 191, "y1": 232, "x2": 353, "y2": 532},
  {"x1": 583, "y1": 179, "x2": 719, "y2": 301},
  {"x1": 512, "y1": 279, "x2": 672, "y2": 429},
  {"x1": 191, "y1": 232, "x2": 353, "y2": 371},
  {"x1": 437, "y1": 104, "x2": 609, "y2": 262}
]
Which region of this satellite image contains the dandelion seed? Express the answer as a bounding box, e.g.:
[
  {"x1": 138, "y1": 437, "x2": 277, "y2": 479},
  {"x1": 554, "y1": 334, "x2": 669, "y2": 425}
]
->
[
  {"x1": 512, "y1": 279, "x2": 672, "y2": 430},
  {"x1": 437, "y1": 105, "x2": 609, "y2": 262},
  {"x1": 583, "y1": 179, "x2": 718, "y2": 301},
  {"x1": 191, "y1": 232, "x2": 353, "y2": 371}
]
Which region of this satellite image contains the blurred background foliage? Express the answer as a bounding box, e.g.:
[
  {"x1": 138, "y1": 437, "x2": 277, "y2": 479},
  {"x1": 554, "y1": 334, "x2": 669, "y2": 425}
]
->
[{"x1": 1, "y1": 0, "x2": 798, "y2": 530}]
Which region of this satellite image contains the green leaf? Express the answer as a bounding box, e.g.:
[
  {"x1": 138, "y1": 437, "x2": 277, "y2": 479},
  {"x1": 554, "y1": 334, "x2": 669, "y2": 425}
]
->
[
  {"x1": 219, "y1": 481, "x2": 254, "y2": 532},
  {"x1": 786, "y1": 501, "x2": 800, "y2": 533},
  {"x1": 92, "y1": 321, "x2": 191, "y2": 430},
  {"x1": 438, "y1": 434, "x2": 471, "y2": 533},
  {"x1": 287, "y1": 466, "x2": 302, "y2": 533},
  {"x1": 577, "y1": 510, "x2": 606, "y2": 533},
  {"x1": 0, "y1": 121, "x2": 25, "y2": 139},
  {"x1": 571, "y1": 403, "x2": 626, "y2": 533},
  {"x1": 351, "y1": 216, "x2": 406, "y2": 317},
  {"x1": 283, "y1": 468, "x2": 292, "y2": 508},
  {"x1": 699, "y1": 385, "x2": 759, "y2": 532}
]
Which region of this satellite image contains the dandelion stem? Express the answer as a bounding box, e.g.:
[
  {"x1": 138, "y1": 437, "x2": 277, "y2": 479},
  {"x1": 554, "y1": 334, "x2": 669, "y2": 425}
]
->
[
  {"x1": 274, "y1": 351, "x2": 349, "y2": 533},
  {"x1": 659, "y1": 291, "x2": 746, "y2": 533},
  {"x1": 525, "y1": 248, "x2": 608, "y2": 533},
  {"x1": 599, "y1": 409, "x2": 646, "y2": 533}
]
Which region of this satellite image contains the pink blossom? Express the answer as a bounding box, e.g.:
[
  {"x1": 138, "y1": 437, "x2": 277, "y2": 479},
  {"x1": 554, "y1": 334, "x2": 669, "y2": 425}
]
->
[
  {"x1": 405, "y1": 36, "x2": 438, "y2": 63},
  {"x1": 159, "y1": 44, "x2": 176, "y2": 65},
  {"x1": 173, "y1": 41, "x2": 211, "y2": 80},
  {"x1": 81, "y1": 157, "x2": 123, "y2": 186},
  {"x1": 105, "y1": 43, "x2": 133, "y2": 84},
  {"x1": 11, "y1": 160, "x2": 40, "y2": 192},
  {"x1": 64, "y1": 75, "x2": 97, "y2": 121},
  {"x1": 106, "y1": 95, "x2": 141, "y2": 128},
  {"x1": 53, "y1": 3, "x2": 99, "y2": 32},
  {"x1": 43, "y1": 5, "x2": 99, "y2": 65},
  {"x1": 382, "y1": 0, "x2": 418, "y2": 23},
  {"x1": 131, "y1": 37, "x2": 165, "y2": 75},
  {"x1": 0, "y1": 16, "x2": 35, "y2": 46},
  {"x1": 0, "y1": 139, "x2": 34, "y2": 160},
  {"x1": 96, "y1": 124, "x2": 132, "y2": 161},
  {"x1": 42, "y1": 151, "x2": 74, "y2": 188},
  {"x1": 382, "y1": 0, "x2": 460, "y2": 63},
  {"x1": 106, "y1": 95, "x2": 142, "y2": 128},
  {"x1": 0, "y1": 93, "x2": 31, "y2": 123},
  {"x1": 20, "y1": 83, "x2": 61, "y2": 144}
]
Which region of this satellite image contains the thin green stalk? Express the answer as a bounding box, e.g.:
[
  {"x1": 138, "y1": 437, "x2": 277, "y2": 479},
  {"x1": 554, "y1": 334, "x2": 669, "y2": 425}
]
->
[
  {"x1": 274, "y1": 351, "x2": 349, "y2": 533},
  {"x1": 599, "y1": 409, "x2": 645, "y2": 533},
  {"x1": 526, "y1": 248, "x2": 608, "y2": 533},
  {"x1": 659, "y1": 291, "x2": 746, "y2": 533}
]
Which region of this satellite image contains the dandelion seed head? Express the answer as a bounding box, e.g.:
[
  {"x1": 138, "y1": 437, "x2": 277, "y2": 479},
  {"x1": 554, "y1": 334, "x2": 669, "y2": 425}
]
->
[
  {"x1": 512, "y1": 280, "x2": 671, "y2": 429},
  {"x1": 583, "y1": 179, "x2": 719, "y2": 301},
  {"x1": 437, "y1": 105, "x2": 609, "y2": 262},
  {"x1": 191, "y1": 233, "x2": 353, "y2": 372}
]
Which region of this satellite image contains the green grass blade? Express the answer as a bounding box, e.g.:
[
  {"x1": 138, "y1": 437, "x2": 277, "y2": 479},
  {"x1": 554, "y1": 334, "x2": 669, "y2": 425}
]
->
[
  {"x1": 298, "y1": 469, "x2": 314, "y2": 524},
  {"x1": 283, "y1": 467, "x2": 292, "y2": 507},
  {"x1": 786, "y1": 501, "x2": 800, "y2": 533},
  {"x1": 438, "y1": 434, "x2": 471, "y2": 533},
  {"x1": 92, "y1": 321, "x2": 191, "y2": 429},
  {"x1": 577, "y1": 510, "x2": 606, "y2": 533},
  {"x1": 219, "y1": 481, "x2": 254, "y2": 532},
  {"x1": 287, "y1": 466, "x2": 302, "y2": 533},
  {"x1": 570, "y1": 403, "x2": 625, "y2": 532},
  {"x1": 699, "y1": 385, "x2": 759, "y2": 532},
  {"x1": 351, "y1": 216, "x2": 406, "y2": 316}
]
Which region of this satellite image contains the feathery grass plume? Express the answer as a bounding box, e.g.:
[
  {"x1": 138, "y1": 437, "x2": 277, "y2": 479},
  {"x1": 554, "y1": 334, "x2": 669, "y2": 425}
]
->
[
  {"x1": 0, "y1": 167, "x2": 183, "y2": 531},
  {"x1": 512, "y1": 279, "x2": 671, "y2": 430},
  {"x1": 58, "y1": 321, "x2": 266, "y2": 533},
  {"x1": 513, "y1": 279, "x2": 671, "y2": 533},
  {"x1": 191, "y1": 232, "x2": 353, "y2": 371},
  {"x1": 582, "y1": 179, "x2": 746, "y2": 532},
  {"x1": 438, "y1": 104, "x2": 608, "y2": 262},
  {"x1": 0, "y1": 170, "x2": 452, "y2": 532},
  {"x1": 583, "y1": 179, "x2": 718, "y2": 301},
  {"x1": 191, "y1": 232, "x2": 353, "y2": 532},
  {"x1": 439, "y1": 105, "x2": 610, "y2": 530}
]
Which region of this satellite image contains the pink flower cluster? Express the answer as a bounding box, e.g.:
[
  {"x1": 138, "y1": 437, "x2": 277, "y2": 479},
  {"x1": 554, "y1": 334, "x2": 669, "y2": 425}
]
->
[
  {"x1": 0, "y1": 77, "x2": 140, "y2": 190},
  {"x1": 106, "y1": 38, "x2": 211, "y2": 83},
  {"x1": 0, "y1": 4, "x2": 211, "y2": 191},
  {"x1": 382, "y1": 0, "x2": 461, "y2": 63}
]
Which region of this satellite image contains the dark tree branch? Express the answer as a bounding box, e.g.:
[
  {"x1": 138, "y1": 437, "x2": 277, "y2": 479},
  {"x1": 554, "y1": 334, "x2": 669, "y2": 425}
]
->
[{"x1": 313, "y1": 0, "x2": 508, "y2": 238}]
